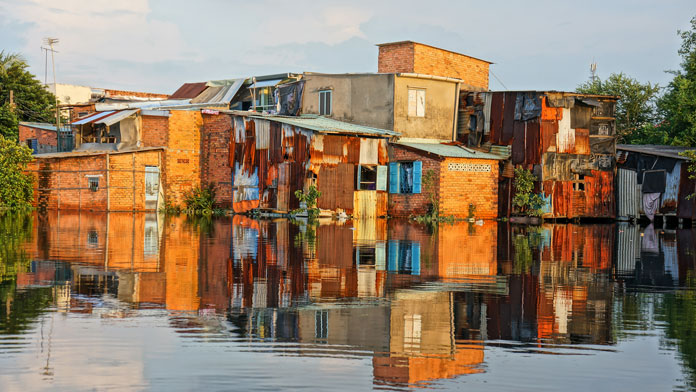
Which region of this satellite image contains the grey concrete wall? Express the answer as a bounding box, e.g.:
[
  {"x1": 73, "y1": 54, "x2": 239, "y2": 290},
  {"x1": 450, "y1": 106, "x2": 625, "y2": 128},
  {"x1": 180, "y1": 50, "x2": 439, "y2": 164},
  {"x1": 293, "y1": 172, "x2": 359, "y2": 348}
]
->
[{"x1": 393, "y1": 75, "x2": 458, "y2": 140}]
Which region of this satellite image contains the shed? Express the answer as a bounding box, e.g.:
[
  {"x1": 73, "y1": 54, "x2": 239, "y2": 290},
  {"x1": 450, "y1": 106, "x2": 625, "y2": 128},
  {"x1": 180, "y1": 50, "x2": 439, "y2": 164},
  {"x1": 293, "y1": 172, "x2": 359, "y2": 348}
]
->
[
  {"x1": 616, "y1": 144, "x2": 696, "y2": 222},
  {"x1": 458, "y1": 90, "x2": 618, "y2": 219},
  {"x1": 226, "y1": 112, "x2": 398, "y2": 217},
  {"x1": 389, "y1": 142, "x2": 504, "y2": 219}
]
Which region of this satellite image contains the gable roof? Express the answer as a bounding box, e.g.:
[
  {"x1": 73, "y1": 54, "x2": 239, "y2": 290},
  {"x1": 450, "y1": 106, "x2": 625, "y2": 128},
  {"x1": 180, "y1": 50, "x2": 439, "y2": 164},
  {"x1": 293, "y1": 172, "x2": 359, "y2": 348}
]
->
[{"x1": 617, "y1": 144, "x2": 694, "y2": 160}]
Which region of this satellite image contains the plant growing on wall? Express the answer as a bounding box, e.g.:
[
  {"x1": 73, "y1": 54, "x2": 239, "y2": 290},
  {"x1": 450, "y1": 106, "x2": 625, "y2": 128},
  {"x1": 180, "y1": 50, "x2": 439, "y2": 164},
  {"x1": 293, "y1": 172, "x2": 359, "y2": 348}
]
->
[
  {"x1": 183, "y1": 183, "x2": 218, "y2": 216},
  {"x1": 413, "y1": 169, "x2": 455, "y2": 225},
  {"x1": 292, "y1": 185, "x2": 321, "y2": 219},
  {"x1": 0, "y1": 135, "x2": 33, "y2": 210},
  {"x1": 682, "y1": 150, "x2": 696, "y2": 200},
  {"x1": 512, "y1": 167, "x2": 546, "y2": 217}
]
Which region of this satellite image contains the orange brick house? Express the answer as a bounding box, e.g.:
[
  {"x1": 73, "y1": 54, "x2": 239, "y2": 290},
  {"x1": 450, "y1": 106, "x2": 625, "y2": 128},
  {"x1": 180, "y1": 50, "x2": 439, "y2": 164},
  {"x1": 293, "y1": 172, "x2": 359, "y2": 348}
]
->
[{"x1": 388, "y1": 142, "x2": 503, "y2": 219}]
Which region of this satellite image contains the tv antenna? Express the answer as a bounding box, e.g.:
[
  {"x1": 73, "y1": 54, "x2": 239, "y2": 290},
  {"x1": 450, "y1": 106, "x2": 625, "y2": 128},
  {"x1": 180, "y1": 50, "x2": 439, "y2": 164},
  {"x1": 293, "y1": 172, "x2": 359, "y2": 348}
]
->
[{"x1": 590, "y1": 59, "x2": 597, "y2": 83}]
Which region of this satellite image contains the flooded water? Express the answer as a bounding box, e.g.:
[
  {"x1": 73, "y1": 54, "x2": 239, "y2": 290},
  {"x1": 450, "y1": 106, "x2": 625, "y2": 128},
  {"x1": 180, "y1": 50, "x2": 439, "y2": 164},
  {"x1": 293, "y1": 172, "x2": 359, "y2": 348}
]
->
[{"x1": 1, "y1": 212, "x2": 695, "y2": 391}]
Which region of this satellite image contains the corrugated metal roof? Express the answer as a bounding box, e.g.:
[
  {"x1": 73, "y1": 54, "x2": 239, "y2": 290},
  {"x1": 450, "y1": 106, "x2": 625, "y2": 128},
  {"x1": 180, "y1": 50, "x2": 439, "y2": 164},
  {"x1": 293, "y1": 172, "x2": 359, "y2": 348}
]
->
[
  {"x1": 170, "y1": 82, "x2": 208, "y2": 99},
  {"x1": 249, "y1": 78, "x2": 283, "y2": 88},
  {"x1": 95, "y1": 109, "x2": 139, "y2": 126},
  {"x1": 228, "y1": 111, "x2": 399, "y2": 137},
  {"x1": 396, "y1": 142, "x2": 506, "y2": 160},
  {"x1": 19, "y1": 122, "x2": 71, "y2": 132},
  {"x1": 95, "y1": 99, "x2": 190, "y2": 111},
  {"x1": 72, "y1": 111, "x2": 117, "y2": 125},
  {"x1": 617, "y1": 144, "x2": 693, "y2": 160},
  {"x1": 191, "y1": 78, "x2": 245, "y2": 104}
]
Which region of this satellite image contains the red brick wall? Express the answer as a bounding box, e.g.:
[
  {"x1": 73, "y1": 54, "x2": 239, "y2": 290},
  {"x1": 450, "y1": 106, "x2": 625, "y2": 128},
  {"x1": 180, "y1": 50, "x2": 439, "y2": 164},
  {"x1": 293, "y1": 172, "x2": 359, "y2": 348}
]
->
[
  {"x1": 164, "y1": 111, "x2": 202, "y2": 207},
  {"x1": 104, "y1": 89, "x2": 168, "y2": 100},
  {"x1": 439, "y1": 158, "x2": 499, "y2": 219},
  {"x1": 387, "y1": 146, "x2": 441, "y2": 218},
  {"x1": 201, "y1": 113, "x2": 232, "y2": 207},
  {"x1": 378, "y1": 41, "x2": 490, "y2": 90},
  {"x1": 19, "y1": 125, "x2": 58, "y2": 152},
  {"x1": 142, "y1": 115, "x2": 169, "y2": 147},
  {"x1": 378, "y1": 42, "x2": 415, "y2": 74},
  {"x1": 26, "y1": 150, "x2": 162, "y2": 211}
]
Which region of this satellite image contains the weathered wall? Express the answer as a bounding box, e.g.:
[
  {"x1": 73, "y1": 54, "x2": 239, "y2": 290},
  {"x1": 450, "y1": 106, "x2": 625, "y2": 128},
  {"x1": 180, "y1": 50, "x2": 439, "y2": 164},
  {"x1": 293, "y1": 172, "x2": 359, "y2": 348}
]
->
[
  {"x1": 165, "y1": 110, "x2": 202, "y2": 207},
  {"x1": 26, "y1": 150, "x2": 161, "y2": 211},
  {"x1": 141, "y1": 114, "x2": 169, "y2": 147},
  {"x1": 201, "y1": 113, "x2": 233, "y2": 207},
  {"x1": 393, "y1": 75, "x2": 457, "y2": 140},
  {"x1": 301, "y1": 73, "x2": 394, "y2": 131},
  {"x1": 439, "y1": 157, "x2": 499, "y2": 219},
  {"x1": 378, "y1": 41, "x2": 490, "y2": 89},
  {"x1": 19, "y1": 125, "x2": 58, "y2": 153}
]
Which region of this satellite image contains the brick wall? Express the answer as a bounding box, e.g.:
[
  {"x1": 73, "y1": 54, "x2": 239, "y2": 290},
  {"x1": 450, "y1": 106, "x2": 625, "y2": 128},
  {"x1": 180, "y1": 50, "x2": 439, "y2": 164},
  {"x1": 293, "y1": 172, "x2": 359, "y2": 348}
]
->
[
  {"x1": 439, "y1": 157, "x2": 498, "y2": 219},
  {"x1": 201, "y1": 113, "x2": 232, "y2": 207},
  {"x1": 387, "y1": 146, "x2": 440, "y2": 218},
  {"x1": 164, "y1": 110, "x2": 202, "y2": 207},
  {"x1": 104, "y1": 89, "x2": 169, "y2": 100},
  {"x1": 19, "y1": 125, "x2": 58, "y2": 153},
  {"x1": 26, "y1": 150, "x2": 162, "y2": 211},
  {"x1": 378, "y1": 41, "x2": 490, "y2": 90},
  {"x1": 141, "y1": 115, "x2": 169, "y2": 147},
  {"x1": 378, "y1": 42, "x2": 415, "y2": 74}
]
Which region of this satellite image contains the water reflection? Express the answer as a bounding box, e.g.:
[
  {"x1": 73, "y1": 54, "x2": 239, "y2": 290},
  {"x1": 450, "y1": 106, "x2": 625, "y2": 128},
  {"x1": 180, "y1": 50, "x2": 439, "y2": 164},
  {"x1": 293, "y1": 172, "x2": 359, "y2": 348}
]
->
[{"x1": 1, "y1": 211, "x2": 696, "y2": 390}]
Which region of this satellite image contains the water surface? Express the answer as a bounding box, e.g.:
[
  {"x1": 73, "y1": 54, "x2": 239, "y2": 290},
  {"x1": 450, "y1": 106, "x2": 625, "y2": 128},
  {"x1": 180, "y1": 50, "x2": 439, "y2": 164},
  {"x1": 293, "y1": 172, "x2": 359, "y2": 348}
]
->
[{"x1": 0, "y1": 212, "x2": 695, "y2": 391}]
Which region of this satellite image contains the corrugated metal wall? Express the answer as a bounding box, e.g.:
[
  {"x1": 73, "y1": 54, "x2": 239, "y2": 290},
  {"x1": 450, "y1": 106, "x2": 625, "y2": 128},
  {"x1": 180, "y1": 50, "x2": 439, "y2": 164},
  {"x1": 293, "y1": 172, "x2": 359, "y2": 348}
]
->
[{"x1": 617, "y1": 168, "x2": 639, "y2": 221}]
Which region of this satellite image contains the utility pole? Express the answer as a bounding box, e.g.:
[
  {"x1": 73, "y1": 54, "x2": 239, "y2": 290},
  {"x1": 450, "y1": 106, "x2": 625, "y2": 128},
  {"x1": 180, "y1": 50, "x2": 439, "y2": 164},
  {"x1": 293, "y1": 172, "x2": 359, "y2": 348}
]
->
[
  {"x1": 43, "y1": 38, "x2": 60, "y2": 131},
  {"x1": 9, "y1": 90, "x2": 14, "y2": 113},
  {"x1": 590, "y1": 59, "x2": 598, "y2": 84}
]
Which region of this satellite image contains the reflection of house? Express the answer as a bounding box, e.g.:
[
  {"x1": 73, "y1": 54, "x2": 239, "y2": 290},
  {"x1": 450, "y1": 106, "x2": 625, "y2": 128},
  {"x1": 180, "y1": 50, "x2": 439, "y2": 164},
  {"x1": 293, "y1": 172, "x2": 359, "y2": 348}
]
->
[
  {"x1": 459, "y1": 91, "x2": 618, "y2": 219},
  {"x1": 616, "y1": 144, "x2": 696, "y2": 222}
]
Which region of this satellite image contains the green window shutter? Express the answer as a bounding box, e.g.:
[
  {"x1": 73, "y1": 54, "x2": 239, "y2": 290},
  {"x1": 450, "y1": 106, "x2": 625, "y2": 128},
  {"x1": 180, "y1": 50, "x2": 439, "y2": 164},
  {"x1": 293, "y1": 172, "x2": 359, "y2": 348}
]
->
[
  {"x1": 412, "y1": 161, "x2": 422, "y2": 194},
  {"x1": 376, "y1": 165, "x2": 387, "y2": 191},
  {"x1": 389, "y1": 162, "x2": 400, "y2": 194}
]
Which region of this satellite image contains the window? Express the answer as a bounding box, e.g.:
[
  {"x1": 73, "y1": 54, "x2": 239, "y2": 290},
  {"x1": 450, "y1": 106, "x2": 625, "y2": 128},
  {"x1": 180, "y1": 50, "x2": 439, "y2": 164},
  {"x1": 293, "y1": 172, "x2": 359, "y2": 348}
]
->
[
  {"x1": 408, "y1": 88, "x2": 425, "y2": 117},
  {"x1": 356, "y1": 165, "x2": 387, "y2": 191},
  {"x1": 387, "y1": 240, "x2": 421, "y2": 275},
  {"x1": 574, "y1": 174, "x2": 585, "y2": 191},
  {"x1": 319, "y1": 90, "x2": 332, "y2": 115},
  {"x1": 87, "y1": 230, "x2": 99, "y2": 247},
  {"x1": 87, "y1": 176, "x2": 99, "y2": 192},
  {"x1": 27, "y1": 138, "x2": 38, "y2": 154},
  {"x1": 388, "y1": 161, "x2": 422, "y2": 194}
]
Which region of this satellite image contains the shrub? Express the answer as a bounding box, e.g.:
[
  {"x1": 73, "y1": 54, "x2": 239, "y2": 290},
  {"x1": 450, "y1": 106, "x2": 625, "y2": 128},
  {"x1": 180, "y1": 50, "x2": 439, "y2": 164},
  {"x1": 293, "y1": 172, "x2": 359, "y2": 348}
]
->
[
  {"x1": 292, "y1": 185, "x2": 321, "y2": 219},
  {"x1": 183, "y1": 183, "x2": 216, "y2": 215},
  {"x1": 0, "y1": 135, "x2": 33, "y2": 210},
  {"x1": 512, "y1": 167, "x2": 546, "y2": 217}
]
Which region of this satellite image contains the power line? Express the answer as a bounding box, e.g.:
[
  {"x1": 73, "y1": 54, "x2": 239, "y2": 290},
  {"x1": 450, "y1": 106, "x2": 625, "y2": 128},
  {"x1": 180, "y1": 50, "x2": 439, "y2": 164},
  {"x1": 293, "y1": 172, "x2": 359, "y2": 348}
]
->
[{"x1": 490, "y1": 70, "x2": 508, "y2": 91}]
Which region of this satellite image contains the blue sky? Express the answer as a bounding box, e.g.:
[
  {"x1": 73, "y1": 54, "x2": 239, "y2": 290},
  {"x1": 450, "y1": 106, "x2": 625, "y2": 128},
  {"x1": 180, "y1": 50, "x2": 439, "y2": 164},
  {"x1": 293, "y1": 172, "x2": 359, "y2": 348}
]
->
[{"x1": 0, "y1": 0, "x2": 693, "y2": 94}]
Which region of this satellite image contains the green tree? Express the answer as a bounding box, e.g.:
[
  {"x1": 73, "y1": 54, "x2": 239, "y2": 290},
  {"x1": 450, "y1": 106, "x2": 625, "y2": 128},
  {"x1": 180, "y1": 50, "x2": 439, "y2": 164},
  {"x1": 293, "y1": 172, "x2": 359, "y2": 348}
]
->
[
  {"x1": 577, "y1": 73, "x2": 660, "y2": 144},
  {"x1": 0, "y1": 51, "x2": 57, "y2": 139},
  {"x1": 0, "y1": 135, "x2": 34, "y2": 210},
  {"x1": 656, "y1": 16, "x2": 696, "y2": 146}
]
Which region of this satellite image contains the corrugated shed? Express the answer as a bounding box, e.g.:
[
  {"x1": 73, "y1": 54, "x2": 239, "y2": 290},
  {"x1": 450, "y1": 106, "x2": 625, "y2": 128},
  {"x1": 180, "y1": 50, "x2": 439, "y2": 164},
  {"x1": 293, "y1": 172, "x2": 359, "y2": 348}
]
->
[
  {"x1": 395, "y1": 142, "x2": 506, "y2": 160},
  {"x1": 661, "y1": 161, "x2": 681, "y2": 214},
  {"x1": 170, "y1": 82, "x2": 208, "y2": 99}
]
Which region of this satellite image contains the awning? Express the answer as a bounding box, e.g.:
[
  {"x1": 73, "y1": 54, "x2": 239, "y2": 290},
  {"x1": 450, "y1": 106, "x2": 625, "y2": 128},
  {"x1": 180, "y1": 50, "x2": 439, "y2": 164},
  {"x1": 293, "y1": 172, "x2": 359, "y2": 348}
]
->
[
  {"x1": 72, "y1": 111, "x2": 116, "y2": 125},
  {"x1": 249, "y1": 78, "x2": 283, "y2": 88},
  {"x1": 95, "y1": 109, "x2": 139, "y2": 126}
]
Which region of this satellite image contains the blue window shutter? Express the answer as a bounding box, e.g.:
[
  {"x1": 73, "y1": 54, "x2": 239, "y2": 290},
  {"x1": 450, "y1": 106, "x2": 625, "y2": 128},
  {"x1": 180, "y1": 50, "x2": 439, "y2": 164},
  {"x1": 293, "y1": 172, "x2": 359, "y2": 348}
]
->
[
  {"x1": 30, "y1": 139, "x2": 38, "y2": 154},
  {"x1": 412, "y1": 161, "x2": 422, "y2": 194},
  {"x1": 356, "y1": 165, "x2": 361, "y2": 190},
  {"x1": 389, "y1": 162, "x2": 400, "y2": 194},
  {"x1": 411, "y1": 243, "x2": 421, "y2": 275},
  {"x1": 387, "y1": 240, "x2": 399, "y2": 272}
]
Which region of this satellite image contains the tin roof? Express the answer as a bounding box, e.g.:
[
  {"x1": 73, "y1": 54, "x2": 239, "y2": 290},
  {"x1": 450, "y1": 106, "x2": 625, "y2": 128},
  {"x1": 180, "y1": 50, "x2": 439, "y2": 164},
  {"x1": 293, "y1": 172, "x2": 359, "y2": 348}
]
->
[
  {"x1": 617, "y1": 144, "x2": 694, "y2": 160},
  {"x1": 170, "y1": 82, "x2": 208, "y2": 99},
  {"x1": 227, "y1": 111, "x2": 399, "y2": 137},
  {"x1": 395, "y1": 142, "x2": 506, "y2": 160},
  {"x1": 19, "y1": 122, "x2": 71, "y2": 132}
]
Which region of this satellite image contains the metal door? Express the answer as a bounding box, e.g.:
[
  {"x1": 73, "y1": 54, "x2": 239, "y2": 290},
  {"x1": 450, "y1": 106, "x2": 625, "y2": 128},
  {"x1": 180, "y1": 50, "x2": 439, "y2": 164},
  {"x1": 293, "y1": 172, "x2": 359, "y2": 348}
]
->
[{"x1": 145, "y1": 166, "x2": 160, "y2": 210}]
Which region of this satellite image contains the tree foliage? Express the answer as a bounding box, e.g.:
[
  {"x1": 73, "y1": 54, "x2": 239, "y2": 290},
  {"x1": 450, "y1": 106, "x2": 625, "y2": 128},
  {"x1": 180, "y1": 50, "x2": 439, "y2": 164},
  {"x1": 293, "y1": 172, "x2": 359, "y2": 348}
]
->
[
  {"x1": 0, "y1": 51, "x2": 57, "y2": 139},
  {"x1": 656, "y1": 16, "x2": 696, "y2": 147},
  {"x1": 0, "y1": 135, "x2": 34, "y2": 210},
  {"x1": 577, "y1": 73, "x2": 660, "y2": 144}
]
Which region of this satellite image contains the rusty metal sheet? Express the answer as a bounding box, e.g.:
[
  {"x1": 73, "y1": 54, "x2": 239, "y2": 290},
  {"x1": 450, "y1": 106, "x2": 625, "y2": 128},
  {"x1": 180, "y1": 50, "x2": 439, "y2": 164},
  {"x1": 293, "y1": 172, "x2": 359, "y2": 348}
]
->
[
  {"x1": 317, "y1": 163, "x2": 355, "y2": 212},
  {"x1": 589, "y1": 136, "x2": 614, "y2": 155},
  {"x1": 574, "y1": 128, "x2": 590, "y2": 155},
  {"x1": 269, "y1": 122, "x2": 283, "y2": 163},
  {"x1": 590, "y1": 120, "x2": 614, "y2": 136},
  {"x1": 583, "y1": 170, "x2": 615, "y2": 218},
  {"x1": 489, "y1": 93, "x2": 504, "y2": 145},
  {"x1": 571, "y1": 104, "x2": 592, "y2": 129},
  {"x1": 660, "y1": 161, "x2": 681, "y2": 214},
  {"x1": 378, "y1": 139, "x2": 389, "y2": 165},
  {"x1": 541, "y1": 97, "x2": 563, "y2": 121},
  {"x1": 525, "y1": 119, "x2": 541, "y2": 165},
  {"x1": 501, "y1": 92, "x2": 516, "y2": 145},
  {"x1": 277, "y1": 162, "x2": 291, "y2": 211},
  {"x1": 556, "y1": 108, "x2": 574, "y2": 154},
  {"x1": 512, "y1": 121, "x2": 525, "y2": 164},
  {"x1": 540, "y1": 120, "x2": 557, "y2": 154}
]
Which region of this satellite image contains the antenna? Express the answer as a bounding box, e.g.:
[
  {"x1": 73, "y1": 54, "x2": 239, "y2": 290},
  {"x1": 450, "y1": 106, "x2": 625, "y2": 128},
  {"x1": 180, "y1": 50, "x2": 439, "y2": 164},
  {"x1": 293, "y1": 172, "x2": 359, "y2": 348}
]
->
[
  {"x1": 42, "y1": 38, "x2": 60, "y2": 131},
  {"x1": 590, "y1": 59, "x2": 597, "y2": 83}
]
